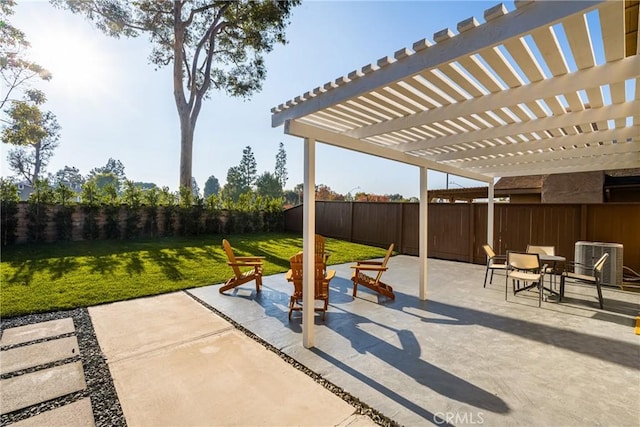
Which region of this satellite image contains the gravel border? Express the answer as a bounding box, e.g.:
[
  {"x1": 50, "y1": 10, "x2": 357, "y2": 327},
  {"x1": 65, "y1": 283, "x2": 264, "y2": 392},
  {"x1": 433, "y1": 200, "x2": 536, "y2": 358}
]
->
[
  {"x1": 0, "y1": 308, "x2": 126, "y2": 427},
  {"x1": 185, "y1": 291, "x2": 400, "y2": 427}
]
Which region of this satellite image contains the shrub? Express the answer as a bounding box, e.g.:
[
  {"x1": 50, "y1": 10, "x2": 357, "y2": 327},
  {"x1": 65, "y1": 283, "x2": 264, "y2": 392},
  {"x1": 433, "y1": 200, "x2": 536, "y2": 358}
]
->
[{"x1": 0, "y1": 179, "x2": 20, "y2": 246}]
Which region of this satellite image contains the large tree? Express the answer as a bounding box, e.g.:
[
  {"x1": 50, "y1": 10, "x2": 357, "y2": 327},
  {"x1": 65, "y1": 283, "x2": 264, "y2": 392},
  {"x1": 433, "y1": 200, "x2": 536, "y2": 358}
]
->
[
  {"x1": 255, "y1": 171, "x2": 281, "y2": 199},
  {"x1": 238, "y1": 145, "x2": 257, "y2": 188},
  {"x1": 52, "y1": 0, "x2": 299, "y2": 189},
  {"x1": 3, "y1": 102, "x2": 60, "y2": 184},
  {"x1": 0, "y1": 0, "x2": 51, "y2": 114}
]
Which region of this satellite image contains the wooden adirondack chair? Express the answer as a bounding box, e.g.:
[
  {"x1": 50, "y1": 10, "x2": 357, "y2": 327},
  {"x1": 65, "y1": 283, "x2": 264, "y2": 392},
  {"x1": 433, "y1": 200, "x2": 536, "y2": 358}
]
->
[
  {"x1": 351, "y1": 243, "x2": 395, "y2": 300},
  {"x1": 220, "y1": 239, "x2": 264, "y2": 294},
  {"x1": 286, "y1": 252, "x2": 335, "y2": 320}
]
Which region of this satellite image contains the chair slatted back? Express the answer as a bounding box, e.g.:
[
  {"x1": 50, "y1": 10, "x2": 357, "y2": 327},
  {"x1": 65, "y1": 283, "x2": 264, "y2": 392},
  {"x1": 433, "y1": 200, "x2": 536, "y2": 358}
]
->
[
  {"x1": 289, "y1": 252, "x2": 328, "y2": 299},
  {"x1": 483, "y1": 244, "x2": 496, "y2": 259},
  {"x1": 526, "y1": 245, "x2": 555, "y2": 256},
  {"x1": 222, "y1": 239, "x2": 241, "y2": 278},
  {"x1": 375, "y1": 244, "x2": 395, "y2": 283},
  {"x1": 508, "y1": 252, "x2": 540, "y2": 271}
]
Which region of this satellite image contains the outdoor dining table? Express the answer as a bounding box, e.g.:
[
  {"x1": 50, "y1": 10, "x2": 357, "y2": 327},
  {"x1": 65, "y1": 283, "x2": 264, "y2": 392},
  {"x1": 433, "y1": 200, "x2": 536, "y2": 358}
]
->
[{"x1": 538, "y1": 254, "x2": 566, "y2": 296}]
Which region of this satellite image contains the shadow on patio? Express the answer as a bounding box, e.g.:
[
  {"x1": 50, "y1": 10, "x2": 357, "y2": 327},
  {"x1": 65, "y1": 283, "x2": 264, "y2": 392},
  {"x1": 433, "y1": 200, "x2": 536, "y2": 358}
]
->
[{"x1": 189, "y1": 255, "x2": 640, "y2": 426}]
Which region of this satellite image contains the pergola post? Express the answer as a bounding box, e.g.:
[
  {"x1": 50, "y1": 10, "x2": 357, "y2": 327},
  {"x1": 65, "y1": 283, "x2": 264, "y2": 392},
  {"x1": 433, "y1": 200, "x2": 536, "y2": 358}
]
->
[
  {"x1": 487, "y1": 180, "x2": 495, "y2": 248},
  {"x1": 302, "y1": 137, "x2": 316, "y2": 348},
  {"x1": 419, "y1": 167, "x2": 428, "y2": 300}
]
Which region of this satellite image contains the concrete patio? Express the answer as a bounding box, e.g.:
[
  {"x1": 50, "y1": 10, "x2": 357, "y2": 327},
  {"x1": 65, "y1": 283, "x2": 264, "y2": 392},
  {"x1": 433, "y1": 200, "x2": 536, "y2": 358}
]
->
[{"x1": 189, "y1": 255, "x2": 640, "y2": 426}]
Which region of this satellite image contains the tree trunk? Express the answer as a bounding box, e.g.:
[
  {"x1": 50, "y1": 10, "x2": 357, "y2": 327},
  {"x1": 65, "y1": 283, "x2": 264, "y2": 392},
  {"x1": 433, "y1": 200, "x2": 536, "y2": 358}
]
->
[
  {"x1": 179, "y1": 113, "x2": 194, "y2": 189},
  {"x1": 32, "y1": 141, "x2": 42, "y2": 185}
]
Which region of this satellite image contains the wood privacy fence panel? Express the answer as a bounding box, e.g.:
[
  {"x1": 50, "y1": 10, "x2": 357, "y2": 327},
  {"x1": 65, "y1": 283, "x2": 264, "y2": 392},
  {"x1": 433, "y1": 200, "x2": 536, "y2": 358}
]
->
[
  {"x1": 284, "y1": 202, "x2": 640, "y2": 272},
  {"x1": 585, "y1": 204, "x2": 640, "y2": 271}
]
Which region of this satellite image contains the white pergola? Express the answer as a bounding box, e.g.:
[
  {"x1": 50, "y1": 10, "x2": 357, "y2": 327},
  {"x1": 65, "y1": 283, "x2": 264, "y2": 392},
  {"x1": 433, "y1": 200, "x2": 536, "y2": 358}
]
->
[{"x1": 270, "y1": 0, "x2": 640, "y2": 348}]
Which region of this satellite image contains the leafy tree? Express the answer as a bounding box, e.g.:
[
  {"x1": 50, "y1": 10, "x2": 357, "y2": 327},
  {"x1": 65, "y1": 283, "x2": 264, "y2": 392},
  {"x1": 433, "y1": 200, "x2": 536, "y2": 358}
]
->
[
  {"x1": 203, "y1": 174, "x2": 220, "y2": 197},
  {"x1": 53, "y1": 0, "x2": 300, "y2": 189},
  {"x1": 316, "y1": 184, "x2": 344, "y2": 201},
  {"x1": 274, "y1": 142, "x2": 287, "y2": 188},
  {"x1": 221, "y1": 166, "x2": 245, "y2": 202},
  {"x1": 3, "y1": 104, "x2": 61, "y2": 185},
  {"x1": 88, "y1": 158, "x2": 125, "y2": 180},
  {"x1": 238, "y1": 146, "x2": 257, "y2": 188},
  {"x1": 88, "y1": 172, "x2": 119, "y2": 191},
  {"x1": 0, "y1": 0, "x2": 51, "y2": 114},
  {"x1": 133, "y1": 181, "x2": 157, "y2": 191},
  {"x1": 255, "y1": 171, "x2": 281, "y2": 199},
  {"x1": 88, "y1": 158, "x2": 126, "y2": 192},
  {"x1": 283, "y1": 189, "x2": 299, "y2": 206},
  {"x1": 52, "y1": 165, "x2": 85, "y2": 190}
]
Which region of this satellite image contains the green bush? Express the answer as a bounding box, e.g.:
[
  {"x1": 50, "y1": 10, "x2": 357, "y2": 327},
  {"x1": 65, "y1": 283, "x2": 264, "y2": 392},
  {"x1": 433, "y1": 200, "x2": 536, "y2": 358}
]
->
[{"x1": 0, "y1": 179, "x2": 20, "y2": 246}]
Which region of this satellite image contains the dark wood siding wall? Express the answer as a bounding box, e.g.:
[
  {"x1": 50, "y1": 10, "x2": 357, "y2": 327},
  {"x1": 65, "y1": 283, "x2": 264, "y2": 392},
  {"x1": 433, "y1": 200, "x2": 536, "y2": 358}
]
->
[{"x1": 284, "y1": 202, "x2": 640, "y2": 272}]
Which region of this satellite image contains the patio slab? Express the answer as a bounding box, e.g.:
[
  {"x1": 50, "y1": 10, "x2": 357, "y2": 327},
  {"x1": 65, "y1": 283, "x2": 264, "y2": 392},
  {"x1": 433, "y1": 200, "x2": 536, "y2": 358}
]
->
[
  {"x1": 10, "y1": 399, "x2": 95, "y2": 427},
  {"x1": 0, "y1": 362, "x2": 86, "y2": 415},
  {"x1": 188, "y1": 255, "x2": 640, "y2": 427},
  {"x1": 89, "y1": 292, "x2": 366, "y2": 426},
  {"x1": 0, "y1": 318, "x2": 75, "y2": 346},
  {"x1": 0, "y1": 336, "x2": 79, "y2": 375}
]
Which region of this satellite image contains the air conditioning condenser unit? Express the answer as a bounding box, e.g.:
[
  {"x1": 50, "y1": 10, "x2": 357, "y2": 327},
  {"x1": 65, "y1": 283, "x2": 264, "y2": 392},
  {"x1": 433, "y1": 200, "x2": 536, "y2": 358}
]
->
[{"x1": 574, "y1": 241, "x2": 623, "y2": 287}]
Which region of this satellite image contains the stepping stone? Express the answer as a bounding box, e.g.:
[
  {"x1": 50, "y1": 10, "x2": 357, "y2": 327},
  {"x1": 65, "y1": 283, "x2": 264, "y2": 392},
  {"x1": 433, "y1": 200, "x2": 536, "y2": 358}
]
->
[
  {"x1": 0, "y1": 336, "x2": 80, "y2": 375},
  {"x1": 0, "y1": 362, "x2": 86, "y2": 415},
  {"x1": 0, "y1": 318, "x2": 75, "y2": 346},
  {"x1": 10, "y1": 399, "x2": 95, "y2": 427}
]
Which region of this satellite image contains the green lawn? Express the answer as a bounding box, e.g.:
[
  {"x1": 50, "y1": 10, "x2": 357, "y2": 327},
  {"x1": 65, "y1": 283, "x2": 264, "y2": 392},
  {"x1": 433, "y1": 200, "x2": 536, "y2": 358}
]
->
[{"x1": 0, "y1": 232, "x2": 388, "y2": 318}]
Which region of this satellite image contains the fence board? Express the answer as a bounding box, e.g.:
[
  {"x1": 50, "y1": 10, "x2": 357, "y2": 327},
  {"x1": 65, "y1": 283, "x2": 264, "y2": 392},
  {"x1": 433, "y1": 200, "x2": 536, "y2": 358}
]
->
[{"x1": 284, "y1": 201, "x2": 640, "y2": 272}]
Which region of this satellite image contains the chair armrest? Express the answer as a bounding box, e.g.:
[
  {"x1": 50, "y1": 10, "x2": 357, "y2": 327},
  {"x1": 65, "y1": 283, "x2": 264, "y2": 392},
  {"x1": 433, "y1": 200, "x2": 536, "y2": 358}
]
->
[
  {"x1": 285, "y1": 269, "x2": 292, "y2": 281},
  {"x1": 350, "y1": 265, "x2": 388, "y2": 271},
  {"x1": 235, "y1": 256, "x2": 265, "y2": 261},
  {"x1": 325, "y1": 270, "x2": 336, "y2": 281},
  {"x1": 354, "y1": 260, "x2": 384, "y2": 266},
  {"x1": 228, "y1": 261, "x2": 263, "y2": 267}
]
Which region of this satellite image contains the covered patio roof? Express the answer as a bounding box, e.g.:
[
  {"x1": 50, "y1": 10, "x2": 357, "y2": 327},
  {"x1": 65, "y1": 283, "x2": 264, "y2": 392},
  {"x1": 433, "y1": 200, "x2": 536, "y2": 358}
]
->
[
  {"x1": 272, "y1": 1, "x2": 639, "y2": 180},
  {"x1": 270, "y1": 0, "x2": 639, "y2": 347}
]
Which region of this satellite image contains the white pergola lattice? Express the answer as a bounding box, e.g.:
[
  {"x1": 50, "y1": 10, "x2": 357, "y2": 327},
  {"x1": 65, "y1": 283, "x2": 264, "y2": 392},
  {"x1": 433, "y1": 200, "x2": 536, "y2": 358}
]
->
[{"x1": 270, "y1": 0, "x2": 639, "y2": 347}]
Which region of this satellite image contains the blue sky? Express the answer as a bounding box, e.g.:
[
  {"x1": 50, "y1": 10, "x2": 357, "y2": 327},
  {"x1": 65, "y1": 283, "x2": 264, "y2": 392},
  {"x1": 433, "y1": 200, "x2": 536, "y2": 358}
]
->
[{"x1": 2, "y1": 1, "x2": 512, "y2": 197}]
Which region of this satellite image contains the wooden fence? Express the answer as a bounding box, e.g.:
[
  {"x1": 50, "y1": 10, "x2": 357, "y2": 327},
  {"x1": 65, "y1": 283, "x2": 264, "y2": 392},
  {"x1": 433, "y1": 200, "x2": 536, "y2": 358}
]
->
[{"x1": 284, "y1": 202, "x2": 640, "y2": 272}]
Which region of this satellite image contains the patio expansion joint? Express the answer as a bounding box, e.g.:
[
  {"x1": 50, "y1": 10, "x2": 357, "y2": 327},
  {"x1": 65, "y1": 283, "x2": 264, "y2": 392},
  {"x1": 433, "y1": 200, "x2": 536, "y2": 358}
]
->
[{"x1": 106, "y1": 327, "x2": 237, "y2": 365}]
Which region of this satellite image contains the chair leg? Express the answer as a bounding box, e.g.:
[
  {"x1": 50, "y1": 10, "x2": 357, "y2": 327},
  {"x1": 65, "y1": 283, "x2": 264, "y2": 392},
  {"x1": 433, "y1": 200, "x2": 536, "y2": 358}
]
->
[
  {"x1": 490, "y1": 269, "x2": 495, "y2": 285},
  {"x1": 352, "y1": 279, "x2": 358, "y2": 297},
  {"x1": 596, "y1": 280, "x2": 604, "y2": 309},
  {"x1": 559, "y1": 275, "x2": 565, "y2": 302}
]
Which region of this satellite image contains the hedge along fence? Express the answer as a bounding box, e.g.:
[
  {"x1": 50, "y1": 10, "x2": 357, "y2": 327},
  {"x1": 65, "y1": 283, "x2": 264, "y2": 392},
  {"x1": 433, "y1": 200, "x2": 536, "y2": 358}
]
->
[
  {"x1": 0, "y1": 183, "x2": 284, "y2": 246},
  {"x1": 1, "y1": 202, "x2": 284, "y2": 245}
]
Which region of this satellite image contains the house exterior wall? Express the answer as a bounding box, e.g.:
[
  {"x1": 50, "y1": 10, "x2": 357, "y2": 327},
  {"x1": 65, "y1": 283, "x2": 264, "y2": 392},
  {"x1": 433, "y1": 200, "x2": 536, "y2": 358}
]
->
[{"x1": 542, "y1": 171, "x2": 603, "y2": 203}]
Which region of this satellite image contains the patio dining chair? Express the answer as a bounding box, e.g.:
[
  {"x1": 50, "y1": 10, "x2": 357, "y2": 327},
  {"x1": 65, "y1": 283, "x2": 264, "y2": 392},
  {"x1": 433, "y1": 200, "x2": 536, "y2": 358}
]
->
[
  {"x1": 219, "y1": 239, "x2": 265, "y2": 294},
  {"x1": 526, "y1": 244, "x2": 558, "y2": 288},
  {"x1": 286, "y1": 252, "x2": 335, "y2": 321},
  {"x1": 482, "y1": 244, "x2": 506, "y2": 287},
  {"x1": 351, "y1": 243, "x2": 395, "y2": 300},
  {"x1": 505, "y1": 251, "x2": 547, "y2": 307},
  {"x1": 560, "y1": 252, "x2": 609, "y2": 309}
]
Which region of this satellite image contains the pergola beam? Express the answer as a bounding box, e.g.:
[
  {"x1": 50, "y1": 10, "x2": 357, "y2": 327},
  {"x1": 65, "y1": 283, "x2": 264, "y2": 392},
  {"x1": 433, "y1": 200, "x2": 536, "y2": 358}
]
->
[{"x1": 285, "y1": 119, "x2": 492, "y2": 183}]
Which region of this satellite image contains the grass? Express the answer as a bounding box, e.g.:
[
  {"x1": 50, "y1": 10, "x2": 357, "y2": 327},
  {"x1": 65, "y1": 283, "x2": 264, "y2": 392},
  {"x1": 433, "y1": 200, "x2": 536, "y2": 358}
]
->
[{"x1": 0, "y1": 232, "x2": 389, "y2": 318}]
